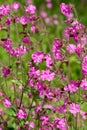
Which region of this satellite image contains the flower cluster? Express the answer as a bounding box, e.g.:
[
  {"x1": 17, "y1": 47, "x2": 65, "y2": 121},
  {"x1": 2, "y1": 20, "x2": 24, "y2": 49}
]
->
[{"x1": 0, "y1": 1, "x2": 87, "y2": 130}]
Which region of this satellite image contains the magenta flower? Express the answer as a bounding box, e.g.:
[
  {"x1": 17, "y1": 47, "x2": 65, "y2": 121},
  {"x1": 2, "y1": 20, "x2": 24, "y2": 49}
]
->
[
  {"x1": 64, "y1": 81, "x2": 78, "y2": 93},
  {"x1": 69, "y1": 103, "x2": 80, "y2": 116},
  {"x1": 63, "y1": 24, "x2": 83, "y2": 42},
  {"x1": 63, "y1": 27, "x2": 71, "y2": 41},
  {"x1": 57, "y1": 105, "x2": 67, "y2": 114},
  {"x1": 45, "y1": 54, "x2": 53, "y2": 68},
  {"x1": 52, "y1": 38, "x2": 63, "y2": 61},
  {"x1": 2, "y1": 67, "x2": 10, "y2": 78},
  {"x1": 54, "y1": 118, "x2": 67, "y2": 130},
  {"x1": 36, "y1": 81, "x2": 45, "y2": 98},
  {"x1": 3, "y1": 98, "x2": 11, "y2": 108},
  {"x1": 45, "y1": 89, "x2": 54, "y2": 100},
  {"x1": 18, "y1": 45, "x2": 28, "y2": 55},
  {"x1": 16, "y1": 109, "x2": 27, "y2": 120},
  {"x1": 25, "y1": 4, "x2": 36, "y2": 15},
  {"x1": 29, "y1": 122, "x2": 35, "y2": 128},
  {"x1": 0, "y1": 4, "x2": 10, "y2": 16},
  {"x1": 80, "y1": 78, "x2": 87, "y2": 90},
  {"x1": 53, "y1": 49, "x2": 63, "y2": 61},
  {"x1": 3, "y1": 40, "x2": 13, "y2": 51},
  {"x1": 19, "y1": 16, "x2": 28, "y2": 25},
  {"x1": 28, "y1": 67, "x2": 40, "y2": 78},
  {"x1": 60, "y1": 3, "x2": 73, "y2": 19},
  {"x1": 82, "y1": 55, "x2": 87, "y2": 76},
  {"x1": 11, "y1": 2, "x2": 20, "y2": 12},
  {"x1": 66, "y1": 44, "x2": 76, "y2": 54},
  {"x1": 28, "y1": 79, "x2": 34, "y2": 87},
  {"x1": 34, "y1": 105, "x2": 41, "y2": 114},
  {"x1": 32, "y1": 51, "x2": 44, "y2": 63},
  {"x1": 22, "y1": 36, "x2": 30, "y2": 44},
  {"x1": 80, "y1": 35, "x2": 87, "y2": 44},
  {"x1": 80, "y1": 110, "x2": 86, "y2": 120},
  {"x1": 31, "y1": 24, "x2": 38, "y2": 33},
  {"x1": 6, "y1": 17, "x2": 12, "y2": 25},
  {"x1": 76, "y1": 44, "x2": 83, "y2": 57},
  {"x1": 40, "y1": 69, "x2": 55, "y2": 81},
  {"x1": 52, "y1": 38, "x2": 62, "y2": 49},
  {"x1": 40, "y1": 116, "x2": 49, "y2": 125},
  {"x1": 10, "y1": 45, "x2": 28, "y2": 57}
]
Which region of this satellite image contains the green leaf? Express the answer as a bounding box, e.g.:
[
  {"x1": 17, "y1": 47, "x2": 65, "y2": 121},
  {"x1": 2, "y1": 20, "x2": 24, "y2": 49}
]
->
[{"x1": 6, "y1": 106, "x2": 16, "y2": 116}]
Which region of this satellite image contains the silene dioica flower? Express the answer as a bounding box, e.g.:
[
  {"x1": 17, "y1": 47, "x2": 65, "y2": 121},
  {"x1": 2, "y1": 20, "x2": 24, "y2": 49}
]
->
[{"x1": 0, "y1": 1, "x2": 87, "y2": 130}]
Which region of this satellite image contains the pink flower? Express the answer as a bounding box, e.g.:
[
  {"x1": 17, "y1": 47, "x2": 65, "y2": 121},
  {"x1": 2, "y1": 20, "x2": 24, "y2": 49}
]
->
[
  {"x1": 16, "y1": 109, "x2": 27, "y2": 120},
  {"x1": 22, "y1": 36, "x2": 30, "y2": 44},
  {"x1": 80, "y1": 35, "x2": 87, "y2": 44},
  {"x1": 12, "y1": 2, "x2": 20, "y2": 12},
  {"x1": 32, "y1": 51, "x2": 44, "y2": 63},
  {"x1": 54, "y1": 118, "x2": 67, "y2": 130},
  {"x1": 80, "y1": 110, "x2": 86, "y2": 120},
  {"x1": 0, "y1": 126, "x2": 3, "y2": 130},
  {"x1": 28, "y1": 79, "x2": 34, "y2": 87},
  {"x1": 10, "y1": 45, "x2": 28, "y2": 57},
  {"x1": 40, "y1": 116, "x2": 49, "y2": 125},
  {"x1": 69, "y1": 103, "x2": 80, "y2": 116},
  {"x1": 31, "y1": 24, "x2": 38, "y2": 33},
  {"x1": 25, "y1": 4, "x2": 36, "y2": 15},
  {"x1": 52, "y1": 38, "x2": 63, "y2": 61},
  {"x1": 40, "y1": 69, "x2": 55, "y2": 81},
  {"x1": 53, "y1": 49, "x2": 63, "y2": 61},
  {"x1": 19, "y1": 86, "x2": 22, "y2": 92},
  {"x1": 3, "y1": 98, "x2": 11, "y2": 108},
  {"x1": 29, "y1": 122, "x2": 35, "y2": 128},
  {"x1": 34, "y1": 105, "x2": 41, "y2": 114},
  {"x1": 2, "y1": 67, "x2": 10, "y2": 78},
  {"x1": 64, "y1": 81, "x2": 78, "y2": 93},
  {"x1": 53, "y1": 20, "x2": 59, "y2": 25},
  {"x1": 82, "y1": 55, "x2": 87, "y2": 76},
  {"x1": 0, "y1": 4, "x2": 10, "y2": 16},
  {"x1": 47, "y1": 3, "x2": 52, "y2": 9},
  {"x1": 19, "y1": 16, "x2": 28, "y2": 25},
  {"x1": 45, "y1": 17, "x2": 51, "y2": 23},
  {"x1": 18, "y1": 45, "x2": 28, "y2": 55},
  {"x1": 66, "y1": 44, "x2": 76, "y2": 54},
  {"x1": 6, "y1": 17, "x2": 12, "y2": 25},
  {"x1": 52, "y1": 38, "x2": 62, "y2": 49},
  {"x1": 57, "y1": 105, "x2": 67, "y2": 114},
  {"x1": 80, "y1": 78, "x2": 87, "y2": 90},
  {"x1": 40, "y1": 11, "x2": 47, "y2": 18},
  {"x1": 76, "y1": 44, "x2": 83, "y2": 57},
  {"x1": 28, "y1": 67, "x2": 40, "y2": 78},
  {"x1": 60, "y1": 3, "x2": 73, "y2": 18},
  {"x1": 63, "y1": 24, "x2": 83, "y2": 42},
  {"x1": 45, "y1": 54, "x2": 53, "y2": 68},
  {"x1": 63, "y1": 27, "x2": 71, "y2": 41},
  {"x1": 36, "y1": 81, "x2": 45, "y2": 98},
  {"x1": 3, "y1": 40, "x2": 13, "y2": 51}
]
